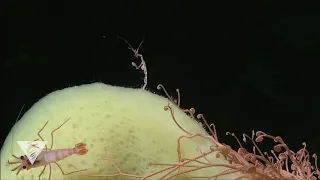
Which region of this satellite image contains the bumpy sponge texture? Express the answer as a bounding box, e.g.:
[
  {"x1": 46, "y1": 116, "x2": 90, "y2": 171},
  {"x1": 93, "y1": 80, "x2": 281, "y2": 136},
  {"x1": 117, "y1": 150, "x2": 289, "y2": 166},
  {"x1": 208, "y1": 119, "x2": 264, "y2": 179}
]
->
[{"x1": 1, "y1": 83, "x2": 233, "y2": 179}]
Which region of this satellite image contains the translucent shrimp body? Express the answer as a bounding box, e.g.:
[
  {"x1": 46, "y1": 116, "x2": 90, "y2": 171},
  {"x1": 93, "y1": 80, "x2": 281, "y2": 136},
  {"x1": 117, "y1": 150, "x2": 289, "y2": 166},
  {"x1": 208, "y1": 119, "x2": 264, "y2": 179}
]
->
[{"x1": 32, "y1": 143, "x2": 88, "y2": 168}]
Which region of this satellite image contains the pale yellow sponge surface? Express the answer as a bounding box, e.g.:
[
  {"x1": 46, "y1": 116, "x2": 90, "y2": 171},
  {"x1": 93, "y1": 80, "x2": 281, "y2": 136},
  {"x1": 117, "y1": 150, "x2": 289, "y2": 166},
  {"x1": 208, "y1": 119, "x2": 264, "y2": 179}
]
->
[{"x1": 1, "y1": 83, "x2": 236, "y2": 180}]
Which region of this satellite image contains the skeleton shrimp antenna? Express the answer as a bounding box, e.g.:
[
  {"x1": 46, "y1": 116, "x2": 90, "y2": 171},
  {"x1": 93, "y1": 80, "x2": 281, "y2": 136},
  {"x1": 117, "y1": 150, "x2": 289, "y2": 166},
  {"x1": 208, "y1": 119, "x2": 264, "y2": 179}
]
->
[
  {"x1": 116, "y1": 36, "x2": 144, "y2": 55},
  {"x1": 117, "y1": 36, "x2": 147, "y2": 90},
  {"x1": 8, "y1": 104, "x2": 25, "y2": 179},
  {"x1": 11, "y1": 104, "x2": 25, "y2": 151}
]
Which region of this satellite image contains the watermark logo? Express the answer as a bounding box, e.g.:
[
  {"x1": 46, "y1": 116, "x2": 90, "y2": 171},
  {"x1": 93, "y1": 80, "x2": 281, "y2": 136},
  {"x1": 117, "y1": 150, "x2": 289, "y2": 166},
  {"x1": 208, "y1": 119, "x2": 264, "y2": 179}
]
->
[{"x1": 17, "y1": 141, "x2": 47, "y2": 164}]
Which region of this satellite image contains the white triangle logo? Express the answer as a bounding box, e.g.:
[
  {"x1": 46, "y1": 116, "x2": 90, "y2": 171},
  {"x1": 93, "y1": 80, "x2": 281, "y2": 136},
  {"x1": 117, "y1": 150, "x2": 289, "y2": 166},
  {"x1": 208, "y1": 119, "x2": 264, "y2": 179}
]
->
[{"x1": 17, "y1": 141, "x2": 47, "y2": 164}]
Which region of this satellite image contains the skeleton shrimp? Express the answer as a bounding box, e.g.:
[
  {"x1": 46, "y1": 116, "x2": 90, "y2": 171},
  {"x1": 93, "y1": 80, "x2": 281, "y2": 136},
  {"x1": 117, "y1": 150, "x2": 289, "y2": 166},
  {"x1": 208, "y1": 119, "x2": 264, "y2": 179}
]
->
[
  {"x1": 7, "y1": 118, "x2": 88, "y2": 180},
  {"x1": 117, "y1": 36, "x2": 148, "y2": 90}
]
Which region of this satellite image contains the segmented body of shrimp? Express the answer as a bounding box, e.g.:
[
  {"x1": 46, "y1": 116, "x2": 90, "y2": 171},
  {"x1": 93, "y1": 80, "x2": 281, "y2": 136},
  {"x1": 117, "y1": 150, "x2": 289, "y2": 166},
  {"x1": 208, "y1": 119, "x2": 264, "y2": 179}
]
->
[
  {"x1": 7, "y1": 118, "x2": 88, "y2": 180},
  {"x1": 29, "y1": 142, "x2": 88, "y2": 168}
]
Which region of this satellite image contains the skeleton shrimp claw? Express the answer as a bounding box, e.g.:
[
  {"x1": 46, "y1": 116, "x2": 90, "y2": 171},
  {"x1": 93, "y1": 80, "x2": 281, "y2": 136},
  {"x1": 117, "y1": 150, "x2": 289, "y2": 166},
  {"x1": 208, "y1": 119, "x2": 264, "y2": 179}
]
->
[{"x1": 7, "y1": 118, "x2": 88, "y2": 180}]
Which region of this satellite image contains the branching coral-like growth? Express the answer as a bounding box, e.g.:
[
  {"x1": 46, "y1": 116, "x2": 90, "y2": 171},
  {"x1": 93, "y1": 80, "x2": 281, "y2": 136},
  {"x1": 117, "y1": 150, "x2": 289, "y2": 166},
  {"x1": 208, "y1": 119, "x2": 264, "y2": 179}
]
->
[{"x1": 154, "y1": 85, "x2": 320, "y2": 180}]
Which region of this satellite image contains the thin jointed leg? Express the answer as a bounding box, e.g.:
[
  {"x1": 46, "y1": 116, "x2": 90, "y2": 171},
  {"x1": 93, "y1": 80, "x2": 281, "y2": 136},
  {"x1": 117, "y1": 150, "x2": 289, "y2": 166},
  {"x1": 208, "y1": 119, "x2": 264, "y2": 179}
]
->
[
  {"x1": 38, "y1": 165, "x2": 47, "y2": 180},
  {"x1": 54, "y1": 162, "x2": 88, "y2": 175},
  {"x1": 37, "y1": 121, "x2": 49, "y2": 150},
  {"x1": 49, "y1": 118, "x2": 70, "y2": 150},
  {"x1": 48, "y1": 164, "x2": 52, "y2": 180}
]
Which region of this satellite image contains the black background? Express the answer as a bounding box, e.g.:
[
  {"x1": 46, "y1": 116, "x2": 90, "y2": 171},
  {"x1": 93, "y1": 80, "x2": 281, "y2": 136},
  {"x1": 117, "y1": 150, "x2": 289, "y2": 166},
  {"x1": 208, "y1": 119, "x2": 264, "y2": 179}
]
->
[{"x1": 3, "y1": 1, "x2": 319, "y2": 166}]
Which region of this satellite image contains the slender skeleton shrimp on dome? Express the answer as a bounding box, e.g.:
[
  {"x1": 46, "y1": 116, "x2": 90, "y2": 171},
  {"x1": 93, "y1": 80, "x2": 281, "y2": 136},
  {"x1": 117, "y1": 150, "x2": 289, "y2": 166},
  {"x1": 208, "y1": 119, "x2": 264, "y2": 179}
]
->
[{"x1": 117, "y1": 36, "x2": 147, "y2": 90}]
